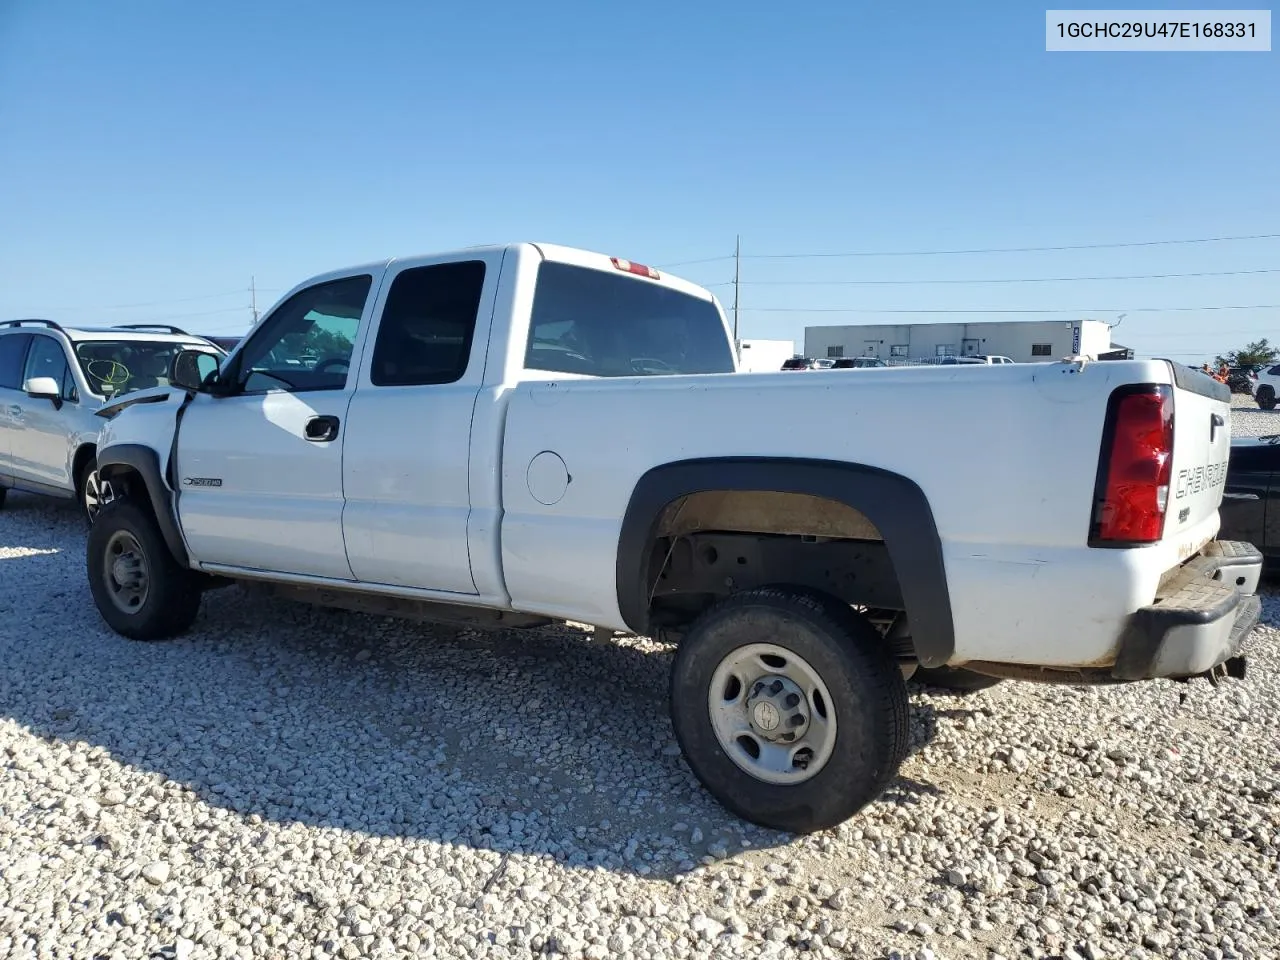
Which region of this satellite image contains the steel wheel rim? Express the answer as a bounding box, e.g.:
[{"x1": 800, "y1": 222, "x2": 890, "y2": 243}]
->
[
  {"x1": 103, "y1": 530, "x2": 149, "y2": 614},
  {"x1": 708, "y1": 642, "x2": 838, "y2": 785},
  {"x1": 84, "y1": 470, "x2": 113, "y2": 521}
]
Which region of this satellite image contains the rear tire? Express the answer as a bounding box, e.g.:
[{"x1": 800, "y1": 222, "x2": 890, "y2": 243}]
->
[
  {"x1": 1258, "y1": 386, "x2": 1277, "y2": 410},
  {"x1": 87, "y1": 499, "x2": 202, "y2": 641},
  {"x1": 669, "y1": 587, "x2": 909, "y2": 833},
  {"x1": 913, "y1": 665, "x2": 1003, "y2": 693}
]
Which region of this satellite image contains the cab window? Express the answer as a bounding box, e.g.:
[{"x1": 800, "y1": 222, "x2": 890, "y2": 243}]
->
[{"x1": 231, "y1": 275, "x2": 373, "y2": 394}]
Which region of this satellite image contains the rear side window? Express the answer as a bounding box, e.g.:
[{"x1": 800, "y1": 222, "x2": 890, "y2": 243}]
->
[
  {"x1": 524, "y1": 262, "x2": 735, "y2": 377},
  {"x1": 370, "y1": 261, "x2": 487, "y2": 386},
  {"x1": 0, "y1": 333, "x2": 33, "y2": 389}
]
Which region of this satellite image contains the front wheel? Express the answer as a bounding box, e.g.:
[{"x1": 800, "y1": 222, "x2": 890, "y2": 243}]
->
[
  {"x1": 86, "y1": 499, "x2": 203, "y2": 640},
  {"x1": 77, "y1": 459, "x2": 114, "y2": 524},
  {"x1": 1258, "y1": 387, "x2": 1277, "y2": 410},
  {"x1": 669, "y1": 587, "x2": 909, "y2": 833}
]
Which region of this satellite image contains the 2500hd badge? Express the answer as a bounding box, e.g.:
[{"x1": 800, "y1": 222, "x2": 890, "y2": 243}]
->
[{"x1": 1175, "y1": 460, "x2": 1228, "y2": 499}]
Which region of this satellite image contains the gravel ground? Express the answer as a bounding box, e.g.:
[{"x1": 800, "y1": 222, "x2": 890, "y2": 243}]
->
[
  {"x1": 2, "y1": 408, "x2": 1278, "y2": 960},
  {"x1": 1228, "y1": 397, "x2": 1280, "y2": 441}
]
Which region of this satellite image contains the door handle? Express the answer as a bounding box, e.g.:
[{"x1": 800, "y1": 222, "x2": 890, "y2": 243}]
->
[
  {"x1": 304, "y1": 415, "x2": 340, "y2": 442},
  {"x1": 1210, "y1": 412, "x2": 1225, "y2": 442},
  {"x1": 1222, "y1": 492, "x2": 1260, "y2": 501}
]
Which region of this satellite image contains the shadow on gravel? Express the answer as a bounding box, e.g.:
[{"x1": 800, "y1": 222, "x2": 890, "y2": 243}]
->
[{"x1": 0, "y1": 491, "x2": 946, "y2": 879}]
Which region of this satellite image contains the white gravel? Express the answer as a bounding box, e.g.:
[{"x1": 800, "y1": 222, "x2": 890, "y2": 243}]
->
[
  {"x1": 1229, "y1": 397, "x2": 1280, "y2": 440},
  {"x1": 2, "y1": 419, "x2": 1278, "y2": 960}
]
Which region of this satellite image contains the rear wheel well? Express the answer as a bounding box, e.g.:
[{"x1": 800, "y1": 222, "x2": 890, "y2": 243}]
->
[{"x1": 644, "y1": 490, "x2": 914, "y2": 661}]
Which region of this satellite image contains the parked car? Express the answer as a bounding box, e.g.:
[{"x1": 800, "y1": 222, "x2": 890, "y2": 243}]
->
[
  {"x1": 0, "y1": 320, "x2": 225, "y2": 520},
  {"x1": 832, "y1": 357, "x2": 887, "y2": 369},
  {"x1": 1217, "y1": 434, "x2": 1280, "y2": 564},
  {"x1": 84, "y1": 241, "x2": 1259, "y2": 834},
  {"x1": 199, "y1": 334, "x2": 245, "y2": 352},
  {"x1": 971, "y1": 355, "x2": 1014, "y2": 364},
  {"x1": 1253, "y1": 364, "x2": 1280, "y2": 409},
  {"x1": 1227, "y1": 363, "x2": 1260, "y2": 396},
  {"x1": 781, "y1": 356, "x2": 835, "y2": 370}
]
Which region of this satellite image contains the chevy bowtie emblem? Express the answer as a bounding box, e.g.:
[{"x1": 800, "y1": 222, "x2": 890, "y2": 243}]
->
[{"x1": 183, "y1": 477, "x2": 222, "y2": 487}]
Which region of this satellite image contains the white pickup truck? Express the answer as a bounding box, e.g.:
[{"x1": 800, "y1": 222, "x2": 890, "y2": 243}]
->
[{"x1": 85, "y1": 241, "x2": 1261, "y2": 833}]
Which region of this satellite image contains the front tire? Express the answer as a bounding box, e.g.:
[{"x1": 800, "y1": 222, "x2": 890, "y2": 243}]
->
[
  {"x1": 669, "y1": 587, "x2": 909, "y2": 833},
  {"x1": 76, "y1": 458, "x2": 114, "y2": 525},
  {"x1": 86, "y1": 499, "x2": 202, "y2": 641}
]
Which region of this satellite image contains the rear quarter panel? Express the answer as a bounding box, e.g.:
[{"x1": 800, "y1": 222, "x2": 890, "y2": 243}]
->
[{"x1": 498, "y1": 359, "x2": 1198, "y2": 666}]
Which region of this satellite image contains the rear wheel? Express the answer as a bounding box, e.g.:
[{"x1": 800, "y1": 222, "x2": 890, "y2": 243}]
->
[
  {"x1": 669, "y1": 587, "x2": 909, "y2": 833},
  {"x1": 86, "y1": 499, "x2": 202, "y2": 640},
  {"x1": 1258, "y1": 386, "x2": 1277, "y2": 410},
  {"x1": 913, "y1": 665, "x2": 1003, "y2": 693}
]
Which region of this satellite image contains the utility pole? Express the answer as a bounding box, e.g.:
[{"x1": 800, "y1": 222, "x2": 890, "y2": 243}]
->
[
  {"x1": 732, "y1": 234, "x2": 741, "y2": 349},
  {"x1": 250, "y1": 276, "x2": 259, "y2": 324}
]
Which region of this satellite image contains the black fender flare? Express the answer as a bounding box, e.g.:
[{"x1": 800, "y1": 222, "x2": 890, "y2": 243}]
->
[
  {"x1": 614, "y1": 457, "x2": 955, "y2": 667},
  {"x1": 96, "y1": 443, "x2": 191, "y2": 568}
]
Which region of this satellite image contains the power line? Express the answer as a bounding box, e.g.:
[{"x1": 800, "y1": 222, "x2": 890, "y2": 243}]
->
[
  {"x1": 18, "y1": 286, "x2": 283, "y2": 314},
  {"x1": 128, "y1": 306, "x2": 249, "y2": 322},
  {"x1": 745, "y1": 231, "x2": 1280, "y2": 261},
  {"x1": 661, "y1": 230, "x2": 1280, "y2": 268},
  {"x1": 744, "y1": 303, "x2": 1280, "y2": 315},
  {"x1": 658, "y1": 254, "x2": 737, "y2": 268},
  {"x1": 727, "y1": 266, "x2": 1280, "y2": 287}
]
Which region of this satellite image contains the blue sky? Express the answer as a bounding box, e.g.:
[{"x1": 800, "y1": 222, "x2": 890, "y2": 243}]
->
[{"x1": 1, "y1": 1, "x2": 1276, "y2": 362}]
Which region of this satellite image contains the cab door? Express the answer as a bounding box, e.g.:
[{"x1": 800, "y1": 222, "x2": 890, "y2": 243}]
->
[
  {"x1": 341, "y1": 253, "x2": 501, "y2": 594},
  {"x1": 174, "y1": 270, "x2": 383, "y2": 579}
]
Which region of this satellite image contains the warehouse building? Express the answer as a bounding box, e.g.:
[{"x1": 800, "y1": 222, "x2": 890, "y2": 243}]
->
[{"x1": 803, "y1": 319, "x2": 1127, "y2": 364}]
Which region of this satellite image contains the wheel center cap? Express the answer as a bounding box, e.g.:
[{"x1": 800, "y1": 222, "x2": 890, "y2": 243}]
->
[
  {"x1": 752, "y1": 701, "x2": 781, "y2": 732},
  {"x1": 112, "y1": 556, "x2": 138, "y2": 585}
]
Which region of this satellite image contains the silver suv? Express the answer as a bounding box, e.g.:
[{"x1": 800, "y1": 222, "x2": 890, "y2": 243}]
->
[{"x1": 0, "y1": 320, "x2": 226, "y2": 521}]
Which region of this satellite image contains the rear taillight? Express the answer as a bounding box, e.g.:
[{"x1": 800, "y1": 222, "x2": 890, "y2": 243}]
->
[
  {"x1": 610, "y1": 257, "x2": 660, "y2": 280},
  {"x1": 1089, "y1": 385, "x2": 1174, "y2": 546}
]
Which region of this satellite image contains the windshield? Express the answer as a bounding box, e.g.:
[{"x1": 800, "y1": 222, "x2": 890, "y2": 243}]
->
[
  {"x1": 74, "y1": 339, "x2": 220, "y2": 398},
  {"x1": 524, "y1": 261, "x2": 735, "y2": 377}
]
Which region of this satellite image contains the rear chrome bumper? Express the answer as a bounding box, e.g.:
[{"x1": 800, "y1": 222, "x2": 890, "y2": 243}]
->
[{"x1": 1112, "y1": 539, "x2": 1263, "y2": 681}]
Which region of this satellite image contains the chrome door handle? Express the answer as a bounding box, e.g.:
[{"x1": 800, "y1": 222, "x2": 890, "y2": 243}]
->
[{"x1": 1222, "y1": 492, "x2": 1260, "y2": 501}]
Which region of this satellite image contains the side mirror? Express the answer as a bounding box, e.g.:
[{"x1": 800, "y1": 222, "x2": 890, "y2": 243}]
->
[
  {"x1": 24, "y1": 376, "x2": 62, "y2": 408},
  {"x1": 170, "y1": 349, "x2": 222, "y2": 393}
]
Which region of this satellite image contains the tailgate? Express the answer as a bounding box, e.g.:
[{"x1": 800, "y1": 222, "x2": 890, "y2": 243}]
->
[{"x1": 1164, "y1": 364, "x2": 1232, "y2": 547}]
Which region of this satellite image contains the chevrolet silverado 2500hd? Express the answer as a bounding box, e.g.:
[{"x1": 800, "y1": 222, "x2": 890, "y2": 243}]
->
[{"x1": 84, "y1": 242, "x2": 1262, "y2": 833}]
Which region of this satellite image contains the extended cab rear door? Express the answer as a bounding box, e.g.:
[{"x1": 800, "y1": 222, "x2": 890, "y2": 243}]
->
[{"x1": 340, "y1": 250, "x2": 505, "y2": 595}]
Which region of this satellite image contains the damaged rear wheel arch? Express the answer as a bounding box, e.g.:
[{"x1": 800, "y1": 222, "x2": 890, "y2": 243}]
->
[{"x1": 615, "y1": 457, "x2": 956, "y2": 668}]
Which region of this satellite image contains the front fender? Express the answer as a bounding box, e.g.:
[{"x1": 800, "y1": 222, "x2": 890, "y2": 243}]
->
[{"x1": 96, "y1": 443, "x2": 191, "y2": 568}]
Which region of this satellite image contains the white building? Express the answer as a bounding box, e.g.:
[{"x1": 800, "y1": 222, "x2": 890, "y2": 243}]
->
[
  {"x1": 736, "y1": 338, "x2": 796, "y2": 372},
  {"x1": 803, "y1": 319, "x2": 1120, "y2": 364}
]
